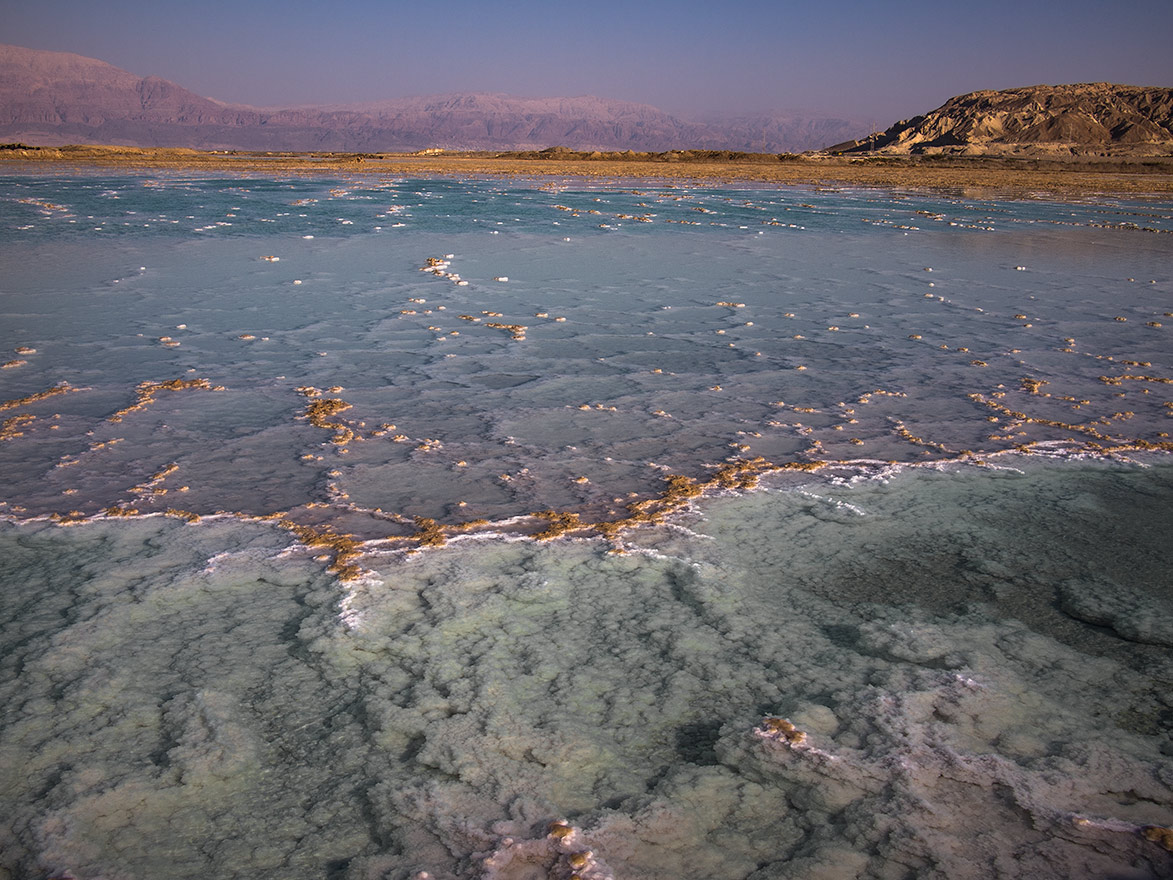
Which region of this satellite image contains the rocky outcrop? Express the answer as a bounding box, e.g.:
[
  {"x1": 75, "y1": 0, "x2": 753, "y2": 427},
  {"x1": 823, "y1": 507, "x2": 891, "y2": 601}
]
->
[
  {"x1": 0, "y1": 44, "x2": 863, "y2": 152},
  {"x1": 829, "y1": 83, "x2": 1173, "y2": 157}
]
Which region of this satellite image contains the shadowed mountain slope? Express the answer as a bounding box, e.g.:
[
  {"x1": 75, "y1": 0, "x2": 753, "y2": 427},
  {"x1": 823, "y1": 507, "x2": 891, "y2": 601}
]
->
[{"x1": 829, "y1": 83, "x2": 1173, "y2": 157}]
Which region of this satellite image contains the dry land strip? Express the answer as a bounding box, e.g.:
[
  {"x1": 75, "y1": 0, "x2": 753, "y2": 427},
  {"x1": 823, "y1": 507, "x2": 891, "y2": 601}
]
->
[{"x1": 3, "y1": 144, "x2": 1172, "y2": 196}]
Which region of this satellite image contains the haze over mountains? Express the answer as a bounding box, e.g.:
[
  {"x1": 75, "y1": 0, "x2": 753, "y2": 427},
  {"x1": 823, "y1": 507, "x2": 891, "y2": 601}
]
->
[
  {"x1": 0, "y1": 44, "x2": 864, "y2": 153},
  {"x1": 4, "y1": 45, "x2": 1170, "y2": 158}
]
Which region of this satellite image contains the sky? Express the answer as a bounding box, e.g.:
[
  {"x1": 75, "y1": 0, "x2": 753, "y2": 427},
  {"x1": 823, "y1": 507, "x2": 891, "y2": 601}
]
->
[{"x1": 4, "y1": 0, "x2": 1172, "y2": 124}]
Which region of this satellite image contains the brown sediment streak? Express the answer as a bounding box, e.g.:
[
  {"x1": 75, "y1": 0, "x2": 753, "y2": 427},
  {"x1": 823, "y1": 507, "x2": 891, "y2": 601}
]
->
[
  {"x1": 412, "y1": 517, "x2": 447, "y2": 548},
  {"x1": 892, "y1": 420, "x2": 953, "y2": 454},
  {"x1": 269, "y1": 459, "x2": 832, "y2": 579},
  {"x1": 10, "y1": 366, "x2": 1169, "y2": 584},
  {"x1": 1, "y1": 413, "x2": 36, "y2": 441},
  {"x1": 300, "y1": 388, "x2": 436, "y2": 452},
  {"x1": 20, "y1": 421, "x2": 1170, "y2": 581},
  {"x1": 970, "y1": 392, "x2": 1120, "y2": 441},
  {"x1": 302, "y1": 397, "x2": 355, "y2": 445},
  {"x1": 276, "y1": 519, "x2": 366, "y2": 582},
  {"x1": 484, "y1": 322, "x2": 528, "y2": 341},
  {"x1": 126, "y1": 462, "x2": 181, "y2": 499},
  {"x1": 856, "y1": 389, "x2": 907, "y2": 404},
  {"x1": 449, "y1": 517, "x2": 492, "y2": 531},
  {"x1": 298, "y1": 386, "x2": 375, "y2": 448},
  {"x1": 56, "y1": 437, "x2": 125, "y2": 469},
  {"x1": 102, "y1": 505, "x2": 140, "y2": 517},
  {"x1": 757, "y1": 716, "x2": 808, "y2": 745},
  {"x1": 1142, "y1": 825, "x2": 1173, "y2": 852},
  {"x1": 109, "y1": 378, "x2": 221, "y2": 422},
  {"x1": 531, "y1": 510, "x2": 584, "y2": 540},
  {"x1": 969, "y1": 392, "x2": 1173, "y2": 452},
  {"x1": 1020, "y1": 375, "x2": 1090, "y2": 406},
  {"x1": 1094, "y1": 438, "x2": 1173, "y2": 453},
  {"x1": 48, "y1": 510, "x2": 90, "y2": 525},
  {"x1": 588, "y1": 459, "x2": 826, "y2": 541},
  {"x1": 554, "y1": 200, "x2": 654, "y2": 224},
  {"x1": 163, "y1": 508, "x2": 202, "y2": 523},
  {"x1": 17, "y1": 197, "x2": 68, "y2": 212},
  {"x1": 0, "y1": 382, "x2": 81, "y2": 412},
  {"x1": 1099, "y1": 374, "x2": 1173, "y2": 386}
]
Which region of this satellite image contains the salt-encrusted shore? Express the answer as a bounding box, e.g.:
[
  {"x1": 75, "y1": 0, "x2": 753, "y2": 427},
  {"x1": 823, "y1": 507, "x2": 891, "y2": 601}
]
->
[{"x1": 3, "y1": 144, "x2": 1173, "y2": 195}]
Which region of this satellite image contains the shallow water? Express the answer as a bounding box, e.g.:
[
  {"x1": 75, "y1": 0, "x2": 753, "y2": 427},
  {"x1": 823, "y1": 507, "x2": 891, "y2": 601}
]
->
[{"x1": 1, "y1": 173, "x2": 1171, "y2": 879}]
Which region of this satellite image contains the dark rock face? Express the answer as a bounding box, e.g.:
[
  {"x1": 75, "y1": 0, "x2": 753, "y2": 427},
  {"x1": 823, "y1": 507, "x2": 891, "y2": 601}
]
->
[
  {"x1": 0, "y1": 44, "x2": 863, "y2": 152},
  {"x1": 830, "y1": 83, "x2": 1173, "y2": 156}
]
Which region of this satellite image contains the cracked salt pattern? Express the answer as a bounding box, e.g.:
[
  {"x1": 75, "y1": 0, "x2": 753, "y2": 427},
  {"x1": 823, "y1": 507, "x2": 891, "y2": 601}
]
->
[{"x1": 1, "y1": 173, "x2": 1171, "y2": 879}]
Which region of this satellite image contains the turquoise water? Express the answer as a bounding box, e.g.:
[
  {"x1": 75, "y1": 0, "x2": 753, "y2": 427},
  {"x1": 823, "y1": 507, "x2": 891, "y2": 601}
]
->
[{"x1": 1, "y1": 173, "x2": 1171, "y2": 879}]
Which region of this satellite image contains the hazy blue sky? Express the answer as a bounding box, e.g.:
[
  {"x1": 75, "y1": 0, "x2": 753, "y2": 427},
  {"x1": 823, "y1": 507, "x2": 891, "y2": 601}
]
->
[{"x1": 5, "y1": 0, "x2": 1172, "y2": 122}]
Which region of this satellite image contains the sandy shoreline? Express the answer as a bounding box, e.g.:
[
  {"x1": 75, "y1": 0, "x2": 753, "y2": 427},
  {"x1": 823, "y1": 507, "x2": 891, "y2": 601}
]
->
[{"x1": 3, "y1": 144, "x2": 1172, "y2": 196}]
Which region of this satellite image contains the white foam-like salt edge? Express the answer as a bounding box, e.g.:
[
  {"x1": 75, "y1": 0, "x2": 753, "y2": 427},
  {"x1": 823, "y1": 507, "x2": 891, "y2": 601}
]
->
[{"x1": 793, "y1": 489, "x2": 869, "y2": 516}]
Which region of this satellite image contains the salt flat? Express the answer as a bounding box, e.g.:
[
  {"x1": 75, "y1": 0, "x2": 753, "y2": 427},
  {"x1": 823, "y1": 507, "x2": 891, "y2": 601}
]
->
[{"x1": 1, "y1": 172, "x2": 1171, "y2": 879}]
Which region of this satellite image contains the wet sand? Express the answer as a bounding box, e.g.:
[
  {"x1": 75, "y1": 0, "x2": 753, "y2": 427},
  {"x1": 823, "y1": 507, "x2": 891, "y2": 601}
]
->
[{"x1": 3, "y1": 144, "x2": 1172, "y2": 196}]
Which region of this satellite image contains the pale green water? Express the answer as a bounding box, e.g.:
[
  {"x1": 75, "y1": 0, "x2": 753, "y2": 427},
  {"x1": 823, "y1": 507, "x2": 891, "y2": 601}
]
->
[{"x1": 1, "y1": 174, "x2": 1171, "y2": 879}]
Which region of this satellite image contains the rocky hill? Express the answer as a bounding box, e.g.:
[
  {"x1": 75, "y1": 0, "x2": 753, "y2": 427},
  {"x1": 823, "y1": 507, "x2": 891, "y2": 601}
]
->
[
  {"x1": 0, "y1": 44, "x2": 862, "y2": 153},
  {"x1": 830, "y1": 83, "x2": 1173, "y2": 157}
]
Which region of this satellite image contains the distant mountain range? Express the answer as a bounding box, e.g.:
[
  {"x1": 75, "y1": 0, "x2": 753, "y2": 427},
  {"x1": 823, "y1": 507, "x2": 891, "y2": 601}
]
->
[
  {"x1": 0, "y1": 44, "x2": 864, "y2": 153},
  {"x1": 5, "y1": 46, "x2": 1169, "y2": 158},
  {"x1": 830, "y1": 82, "x2": 1173, "y2": 157}
]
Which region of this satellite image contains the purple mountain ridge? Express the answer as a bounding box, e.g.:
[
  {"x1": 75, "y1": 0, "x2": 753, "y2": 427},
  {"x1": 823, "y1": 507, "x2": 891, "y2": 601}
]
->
[{"x1": 0, "y1": 44, "x2": 865, "y2": 153}]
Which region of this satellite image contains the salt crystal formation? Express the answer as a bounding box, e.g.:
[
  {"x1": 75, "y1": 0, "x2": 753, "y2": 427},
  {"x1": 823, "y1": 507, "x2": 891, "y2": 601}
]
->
[{"x1": 0, "y1": 174, "x2": 1170, "y2": 879}]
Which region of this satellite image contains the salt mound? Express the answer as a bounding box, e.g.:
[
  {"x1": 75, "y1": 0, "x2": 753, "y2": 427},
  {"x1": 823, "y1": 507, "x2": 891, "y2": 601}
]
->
[{"x1": 1057, "y1": 580, "x2": 1173, "y2": 647}]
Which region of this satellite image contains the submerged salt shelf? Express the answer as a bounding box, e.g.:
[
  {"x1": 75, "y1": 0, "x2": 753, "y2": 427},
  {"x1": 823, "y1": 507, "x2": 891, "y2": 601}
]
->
[{"x1": 1, "y1": 173, "x2": 1172, "y2": 879}]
